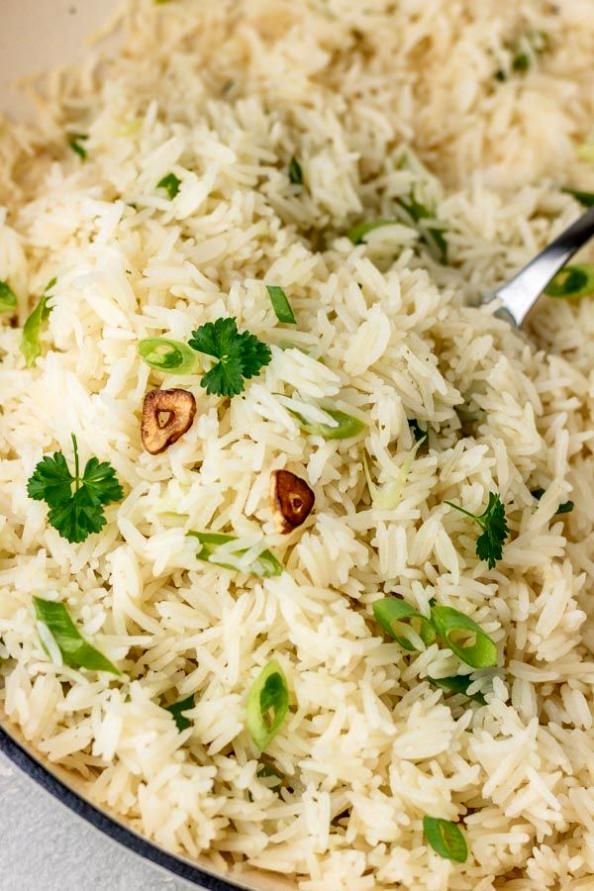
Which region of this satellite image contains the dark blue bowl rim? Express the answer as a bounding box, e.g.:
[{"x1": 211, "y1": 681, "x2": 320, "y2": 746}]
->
[{"x1": 0, "y1": 722, "x2": 248, "y2": 891}]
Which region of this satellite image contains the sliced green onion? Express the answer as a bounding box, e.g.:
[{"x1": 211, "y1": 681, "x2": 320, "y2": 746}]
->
[
  {"x1": 138, "y1": 337, "x2": 199, "y2": 374},
  {"x1": 247, "y1": 660, "x2": 289, "y2": 750},
  {"x1": 544, "y1": 264, "x2": 594, "y2": 299},
  {"x1": 373, "y1": 598, "x2": 436, "y2": 652},
  {"x1": 562, "y1": 188, "x2": 594, "y2": 208},
  {"x1": 33, "y1": 597, "x2": 120, "y2": 675},
  {"x1": 291, "y1": 407, "x2": 367, "y2": 441},
  {"x1": 187, "y1": 531, "x2": 283, "y2": 577},
  {"x1": 157, "y1": 172, "x2": 181, "y2": 199},
  {"x1": 423, "y1": 816, "x2": 468, "y2": 863},
  {"x1": 288, "y1": 156, "x2": 303, "y2": 186},
  {"x1": 0, "y1": 280, "x2": 17, "y2": 314},
  {"x1": 347, "y1": 219, "x2": 400, "y2": 245},
  {"x1": 266, "y1": 285, "x2": 296, "y2": 324},
  {"x1": 164, "y1": 693, "x2": 194, "y2": 731},
  {"x1": 21, "y1": 278, "x2": 56, "y2": 367},
  {"x1": 428, "y1": 675, "x2": 486, "y2": 705},
  {"x1": 531, "y1": 488, "x2": 574, "y2": 515},
  {"x1": 430, "y1": 605, "x2": 497, "y2": 669},
  {"x1": 68, "y1": 133, "x2": 88, "y2": 160}
]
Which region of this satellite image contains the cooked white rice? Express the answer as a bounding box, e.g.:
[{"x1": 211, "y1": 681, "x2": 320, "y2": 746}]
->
[{"x1": 2, "y1": 1, "x2": 594, "y2": 888}]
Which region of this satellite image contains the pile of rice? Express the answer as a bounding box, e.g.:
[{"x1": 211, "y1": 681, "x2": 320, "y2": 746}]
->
[{"x1": 2, "y1": 1, "x2": 594, "y2": 888}]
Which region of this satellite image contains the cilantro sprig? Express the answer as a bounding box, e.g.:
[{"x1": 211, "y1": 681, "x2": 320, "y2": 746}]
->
[
  {"x1": 445, "y1": 491, "x2": 509, "y2": 569},
  {"x1": 188, "y1": 317, "x2": 271, "y2": 397},
  {"x1": 27, "y1": 434, "x2": 123, "y2": 543}
]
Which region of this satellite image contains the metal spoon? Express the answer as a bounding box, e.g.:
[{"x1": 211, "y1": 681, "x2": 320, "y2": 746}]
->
[{"x1": 484, "y1": 206, "x2": 594, "y2": 325}]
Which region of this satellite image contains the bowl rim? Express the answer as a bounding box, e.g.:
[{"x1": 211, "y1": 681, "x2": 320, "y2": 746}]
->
[{"x1": 0, "y1": 722, "x2": 245, "y2": 891}]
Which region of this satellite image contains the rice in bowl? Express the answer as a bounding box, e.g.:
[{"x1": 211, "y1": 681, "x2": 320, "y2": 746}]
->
[{"x1": 1, "y1": 1, "x2": 594, "y2": 888}]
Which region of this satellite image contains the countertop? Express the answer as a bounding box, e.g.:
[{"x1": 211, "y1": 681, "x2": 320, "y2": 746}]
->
[{"x1": 0, "y1": 752, "x2": 195, "y2": 891}]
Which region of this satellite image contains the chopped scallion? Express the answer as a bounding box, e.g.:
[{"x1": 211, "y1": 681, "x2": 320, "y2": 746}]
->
[
  {"x1": 373, "y1": 598, "x2": 436, "y2": 652},
  {"x1": 157, "y1": 172, "x2": 181, "y2": 199},
  {"x1": 423, "y1": 816, "x2": 468, "y2": 863},
  {"x1": 291, "y1": 407, "x2": 367, "y2": 441},
  {"x1": 0, "y1": 280, "x2": 17, "y2": 314},
  {"x1": 347, "y1": 219, "x2": 400, "y2": 245},
  {"x1": 33, "y1": 597, "x2": 120, "y2": 675},
  {"x1": 544, "y1": 264, "x2": 594, "y2": 299},
  {"x1": 430, "y1": 605, "x2": 497, "y2": 669},
  {"x1": 247, "y1": 660, "x2": 289, "y2": 750},
  {"x1": 266, "y1": 285, "x2": 296, "y2": 324},
  {"x1": 138, "y1": 337, "x2": 199, "y2": 374},
  {"x1": 187, "y1": 531, "x2": 283, "y2": 577}
]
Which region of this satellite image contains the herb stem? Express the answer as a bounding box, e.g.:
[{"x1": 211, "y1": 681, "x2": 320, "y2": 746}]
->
[{"x1": 71, "y1": 434, "x2": 81, "y2": 491}]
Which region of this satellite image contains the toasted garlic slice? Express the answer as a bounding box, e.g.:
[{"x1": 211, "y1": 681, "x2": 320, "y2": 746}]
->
[
  {"x1": 271, "y1": 469, "x2": 315, "y2": 533},
  {"x1": 141, "y1": 388, "x2": 196, "y2": 454}
]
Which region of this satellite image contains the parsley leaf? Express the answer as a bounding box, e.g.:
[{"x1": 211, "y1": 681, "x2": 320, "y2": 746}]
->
[
  {"x1": 27, "y1": 434, "x2": 123, "y2": 543},
  {"x1": 188, "y1": 317, "x2": 272, "y2": 397},
  {"x1": 445, "y1": 491, "x2": 509, "y2": 569}
]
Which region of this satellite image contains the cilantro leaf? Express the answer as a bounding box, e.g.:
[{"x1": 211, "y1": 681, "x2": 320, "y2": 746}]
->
[
  {"x1": 445, "y1": 491, "x2": 509, "y2": 569},
  {"x1": 164, "y1": 693, "x2": 195, "y2": 731},
  {"x1": 188, "y1": 317, "x2": 272, "y2": 397},
  {"x1": 26, "y1": 435, "x2": 123, "y2": 543}
]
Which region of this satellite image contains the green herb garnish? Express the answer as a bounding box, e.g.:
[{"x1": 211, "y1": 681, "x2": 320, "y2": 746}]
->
[
  {"x1": 398, "y1": 196, "x2": 448, "y2": 263},
  {"x1": 562, "y1": 189, "x2": 594, "y2": 208},
  {"x1": 21, "y1": 277, "x2": 56, "y2": 367},
  {"x1": 291, "y1": 407, "x2": 367, "y2": 441},
  {"x1": 531, "y1": 488, "x2": 574, "y2": 515},
  {"x1": 157, "y1": 172, "x2": 181, "y2": 199},
  {"x1": 347, "y1": 219, "x2": 400, "y2": 245},
  {"x1": 138, "y1": 337, "x2": 199, "y2": 374},
  {"x1": 430, "y1": 605, "x2": 498, "y2": 669},
  {"x1": 373, "y1": 597, "x2": 436, "y2": 652},
  {"x1": 266, "y1": 285, "x2": 296, "y2": 324},
  {"x1": 428, "y1": 675, "x2": 486, "y2": 705},
  {"x1": 408, "y1": 419, "x2": 428, "y2": 443},
  {"x1": 164, "y1": 694, "x2": 194, "y2": 731},
  {"x1": 544, "y1": 264, "x2": 594, "y2": 299},
  {"x1": 33, "y1": 597, "x2": 120, "y2": 674},
  {"x1": 288, "y1": 156, "x2": 303, "y2": 186},
  {"x1": 445, "y1": 491, "x2": 509, "y2": 569},
  {"x1": 247, "y1": 660, "x2": 289, "y2": 750},
  {"x1": 0, "y1": 281, "x2": 17, "y2": 314},
  {"x1": 27, "y1": 434, "x2": 124, "y2": 543},
  {"x1": 187, "y1": 531, "x2": 283, "y2": 577},
  {"x1": 68, "y1": 133, "x2": 89, "y2": 160},
  {"x1": 423, "y1": 816, "x2": 468, "y2": 863},
  {"x1": 188, "y1": 317, "x2": 272, "y2": 397}
]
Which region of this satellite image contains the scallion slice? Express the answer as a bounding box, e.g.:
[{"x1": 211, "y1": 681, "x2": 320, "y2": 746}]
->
[
  {"x1": 430, "y1": 605, "x2": 497, "y2": 669},
  {"x1": 373, "y1": 597, "x2": 436, "y2": 652},
  {"x1": 544, "y1": 264, "x2": 594, "y2": 299},
  {"x1": 157, "y1": 172, "x2": 181, "y2": 199},
  {"x1": 247, "y1": 660, "x2": 289, "y2": 750},
  {"x1": 187, "y1": 531, "x2": 283, "y2": 577},
  {"x1": 0, "y1": 281, "x2": 17, "y2": 314},
  {"x1": 33, "y1": 597, "x2": 120, "y2": 675},
  {"x1": 347, "y1": 219, "x2": 400, "y2": 245},
  {"x1": 266, "y1": 285, "x2": 296, "y2": 324},
  {"x1": 423, "y1": 816, "x2": 468, "y2": 863},
  {"x1": 164, "y1": 693, "x2": 194, "y2": 731},
  {"x1": 138, "y1": 337, "x2": 199, "y2": 374},
  {"x1": 291, "y1": 407, "x2": 367, "y2": 441}
]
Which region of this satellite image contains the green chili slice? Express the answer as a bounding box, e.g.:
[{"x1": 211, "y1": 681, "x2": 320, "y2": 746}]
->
[
  {"x1": 33, "y1": 597, "x2": 120, "y2": 675},
  {"x1": 138, "y1": 337, "x2": 199, "y2": 374},
  {"x1": 423, "y1": 816, "x2": 468, "y2": 863},
  {"x1": 21, "y1": 278, "x2": 57, "y2": 367},
  {"x1": 0, "y1": 281, "x2": 17, "y2": 314},
  {"x1": 291, "y1": 407, "x2": 367, "y2": 441},
  {"x1": 428, "y1": 675, "x2": 486, "y2": 705},
  {"x1": 266, "y1": 285, "x2": 296, "y2": 324},
  {"x1": 187, "y1": 531, "x2": 283, "y2": 577},
  {"x1": 373, "y1": 598, "x2": 436, "y2": 652},
  {"x1": 164, "y1": 693, "x2": 194, "y2": 731},
  {"x1": 544, "y1": 264, "x2": 594, "y2": 299},
  {"x1": 247, "y1": 660, "x2": 289, "y2": 750},
  {"x1": 157, "y1": 172, "x2": 181, "y2": 199},
  {"x1": 430, "y1": 605, "x2": 497, "y2": 669}
]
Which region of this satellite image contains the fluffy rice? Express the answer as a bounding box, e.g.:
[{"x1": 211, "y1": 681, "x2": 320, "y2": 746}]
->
[{"x1": 1, "y1": 0, "x2": 594, "y2": 888}]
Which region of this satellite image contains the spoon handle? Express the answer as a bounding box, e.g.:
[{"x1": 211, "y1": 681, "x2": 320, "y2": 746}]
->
[{"x1": 491, "y1": 206, "x2": 594, "y2": 326}]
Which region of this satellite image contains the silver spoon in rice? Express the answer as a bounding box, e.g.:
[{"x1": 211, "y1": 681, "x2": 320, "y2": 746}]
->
[{"x1": 484, "y1": 206, "x2": 594, "y2": 325}]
